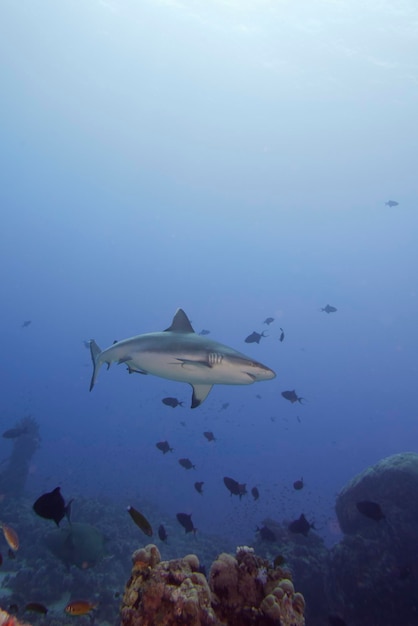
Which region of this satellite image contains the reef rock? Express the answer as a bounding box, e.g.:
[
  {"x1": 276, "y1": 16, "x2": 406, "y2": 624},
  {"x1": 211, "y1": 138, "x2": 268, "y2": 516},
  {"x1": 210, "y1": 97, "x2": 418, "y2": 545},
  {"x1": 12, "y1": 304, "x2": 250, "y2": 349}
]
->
[
  {"x1": 121, "y1": 545, "x2": 305, "y2": 626},
  {"x1": 336, "y1": 452, "x2": 418, "y2": 535},
  {"x1": 328, "y1": 452, "x2": 418, "y2": 625}
]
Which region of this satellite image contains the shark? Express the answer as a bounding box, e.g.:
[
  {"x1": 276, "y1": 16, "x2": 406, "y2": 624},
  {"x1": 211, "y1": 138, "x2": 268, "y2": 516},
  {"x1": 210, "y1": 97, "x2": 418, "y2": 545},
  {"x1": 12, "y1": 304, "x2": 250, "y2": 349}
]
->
[{"x1": 89, "y1": 308, "x2": 276, "y2": 408}]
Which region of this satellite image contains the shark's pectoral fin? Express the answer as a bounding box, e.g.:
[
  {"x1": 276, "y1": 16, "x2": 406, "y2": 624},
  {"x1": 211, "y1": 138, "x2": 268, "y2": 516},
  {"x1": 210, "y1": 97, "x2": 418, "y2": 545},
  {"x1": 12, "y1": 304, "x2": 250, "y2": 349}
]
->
[
  {"x1": 126, "y1": 365, "x2": 148, "y2": 375},
  {"x1": 177, "y1": 358, "x2": 212, "y2": 369},
  {"x1": 190, "y1": 384, "x2": 213, "y2": 409}
]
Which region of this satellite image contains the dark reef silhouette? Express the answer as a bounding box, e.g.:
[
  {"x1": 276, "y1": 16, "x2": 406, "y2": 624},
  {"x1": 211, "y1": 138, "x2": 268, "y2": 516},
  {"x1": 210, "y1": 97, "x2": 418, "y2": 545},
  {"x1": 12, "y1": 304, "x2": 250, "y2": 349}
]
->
[{"x1": 1, "y1": 426, "x2": 418, "y2": 626}]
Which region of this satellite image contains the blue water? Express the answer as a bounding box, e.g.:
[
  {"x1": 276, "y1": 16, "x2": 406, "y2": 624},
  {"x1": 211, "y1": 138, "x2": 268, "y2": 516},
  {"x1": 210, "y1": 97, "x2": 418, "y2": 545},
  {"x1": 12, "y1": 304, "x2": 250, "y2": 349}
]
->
[{"x1": 1, "y1": 0, "x2": 417, "y2": 557}]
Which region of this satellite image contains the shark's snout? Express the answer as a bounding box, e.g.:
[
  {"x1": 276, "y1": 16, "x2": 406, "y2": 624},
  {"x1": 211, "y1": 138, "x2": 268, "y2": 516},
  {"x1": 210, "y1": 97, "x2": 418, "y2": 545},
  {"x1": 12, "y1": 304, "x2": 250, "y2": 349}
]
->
[
  {"x1": 256, "y1": 365, "x2": 276, "y2": 381},
  {"x1": 243, "y1": 363, "x2": 276, "y2": 382}
]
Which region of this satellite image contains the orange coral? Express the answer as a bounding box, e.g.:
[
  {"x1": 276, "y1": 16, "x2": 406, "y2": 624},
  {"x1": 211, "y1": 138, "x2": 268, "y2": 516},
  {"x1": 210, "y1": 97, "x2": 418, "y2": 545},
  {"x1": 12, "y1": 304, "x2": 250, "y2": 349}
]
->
[{"x1": 121, "y1": 544, "x2": 305, "y2": 626}]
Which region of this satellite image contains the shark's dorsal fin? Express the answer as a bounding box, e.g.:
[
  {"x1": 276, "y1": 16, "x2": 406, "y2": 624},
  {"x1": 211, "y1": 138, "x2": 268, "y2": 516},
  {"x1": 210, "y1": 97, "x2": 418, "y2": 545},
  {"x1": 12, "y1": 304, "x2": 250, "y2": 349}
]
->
[
  {"x1": 164, "y1": 309, "x2": 195, "y2": 334},
  {"x1": 190, "y1": 383, "x2": 213, "y2": 408}
]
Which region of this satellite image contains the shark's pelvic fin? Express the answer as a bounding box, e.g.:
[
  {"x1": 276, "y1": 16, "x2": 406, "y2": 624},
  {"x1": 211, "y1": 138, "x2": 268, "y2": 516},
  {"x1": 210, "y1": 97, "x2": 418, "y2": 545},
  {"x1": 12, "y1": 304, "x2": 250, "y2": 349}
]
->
[
  {"x1": 126, "y1": 365, "x2": 148, "y2": 375},
  {"x1": 164, "y1": 308, "x2": 195, "y2": 334},
  {"x1": 117, "y1": 356, "x2": 132, "y2": 364},
  {"x1": 190, "y1": 383, "x2": 213, "y2": 408}
]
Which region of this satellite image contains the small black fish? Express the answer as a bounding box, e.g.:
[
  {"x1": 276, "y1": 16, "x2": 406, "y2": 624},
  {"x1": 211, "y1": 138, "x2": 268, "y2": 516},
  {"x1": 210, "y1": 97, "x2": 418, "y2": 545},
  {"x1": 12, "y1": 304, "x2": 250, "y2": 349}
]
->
[
  {"x1": 179, "y1": 458, "x2": 196, "y2": 470},
  {"x1": 293, "y1": 478, "x2": 304, "y2": 490},
  {"x1": 176, "y1": 512, "x2": 196, "y2": 534},
  {"x1": 2, "y1": 426, "x2": 28, "y2": 439},
  {"x1": 321, "y1": 304, "x2": 337, "y2": 314},
  {"x1": 162, "y1": 397, "x2": 184, "y2": 408},
  {"x1": 194, "y1": 481, "x2": 204, "y2": 494},
  {"x1": 257, "y1": 525, "x2": 276, "y2": 542},
  {"x1": 127, "y1": 505, "x2": 153, "y2": 536},
  {"x1": 21, "y1": 320, "x2": 31, "y2": 328},
  {"x1": 245, "y1": 331, "x2": 267, "y2": 344},
  {"x1": 356, "y1": 500, "x2": 385, "y2": 522},
  {"x1": 273, "y1": 554, "x2": 286, "y2": 568},
  {"x1": 33, "y1": 487, "x2": 73, "y2": 526},
  {"x1": 221, "y1": 402, "x2": 229, "y2": 410},
  {"x1": 8, "y1": 604, "x2": 19, "y2": 615},
  {"x1": 385, "y1": 200, "x2": 399, "y2": 207},
  {"x1": 263, "y1": 317, "x2": 274, "y2": 325},
  {"x1": 25, "y1": 603, "x2": 48, "y2": 615},
  {"x1": 281, "y1": 390, "x2": 304, "y2": 404},
  {"x1": 156, "y1": 440, "x2": 173, "y2": 454},
  {"x1": 158, "y1": 524, "x2": 167, "y2": 542},
  {"x1": 328, "y1": 616, "x2": 347, "y2": 626},
  {"x1": 203, "y1": 431, "x2": 215, "y2": 442},
  {"x1": 223, "y1": 476, "x2": 247, "y2": 499},
  {"x1": 251, "y1": 487, "x2": 260, "y2": 501},
  {"x1": 288, "y1": 513, "x2": 315, "y2": 536},
  {"x1": 279, "y1": 328, "x2": 285, "y2": 342},
  {"x1": 198, "y1": 329, "x2": 211, "y2": 335},
  {"x1": 7, "y1": 548, "x2": 16, "y2": 560}
]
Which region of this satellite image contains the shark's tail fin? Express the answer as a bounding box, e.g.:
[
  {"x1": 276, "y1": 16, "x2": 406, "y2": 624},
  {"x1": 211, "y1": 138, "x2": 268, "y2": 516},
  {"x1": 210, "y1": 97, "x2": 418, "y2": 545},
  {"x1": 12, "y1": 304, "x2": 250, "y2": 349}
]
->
[{"x1": 89, "y1": 340, "x2": 102, "y2": 391}]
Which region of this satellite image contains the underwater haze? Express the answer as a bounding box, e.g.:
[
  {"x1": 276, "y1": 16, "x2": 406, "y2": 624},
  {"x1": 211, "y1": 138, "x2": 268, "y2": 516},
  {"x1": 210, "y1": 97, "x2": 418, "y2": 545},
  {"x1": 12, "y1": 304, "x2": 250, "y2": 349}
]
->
[{"x1": 1, "y1": 0, "x2": 418, "y2": 615}]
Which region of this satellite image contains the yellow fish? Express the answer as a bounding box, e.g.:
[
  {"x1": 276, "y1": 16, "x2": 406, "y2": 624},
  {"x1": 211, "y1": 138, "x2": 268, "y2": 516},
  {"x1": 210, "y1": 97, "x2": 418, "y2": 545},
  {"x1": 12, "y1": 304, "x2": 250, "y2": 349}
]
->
[
  {"x1": 127, "y1": 505, "x2": 153, "y2": 536},
  {"x1": 64, "y1": 600, "x2": 98, "y2": 615},
  {"x1": 0, "y1": 523, "x2": 19, "y2": 551}
]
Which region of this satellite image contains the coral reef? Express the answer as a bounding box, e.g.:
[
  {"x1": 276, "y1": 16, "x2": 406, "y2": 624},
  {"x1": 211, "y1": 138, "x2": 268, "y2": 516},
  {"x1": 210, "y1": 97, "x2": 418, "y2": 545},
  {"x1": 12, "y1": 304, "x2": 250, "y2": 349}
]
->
[
  {"x1": 0, "y1": 609, "x2": 30, "y2": 626},
  {"x1": 210, "y1": 546, "x2": 305, "y2": 626},
  {"x1": 250, "y1": 453, "x2": 418, "y2": 625},
  {"x1": 328, "y1": 452, "x2": 418, "y2": 625},
  {"x1": 0, "y1": 492, "x2": 236, "y2": 625},
  {"x1": 121, "y1": 545, "x2": 217, "y2": 626},
  {"x1": 121, "y1": 544, "x2": 305, "y2": 625},
  {"x1": 252, "y1": 518, "x2": 329, "y2": 626},
  {"x1": 4, "y1": 443, "x2": 418, "y2": 626}
]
